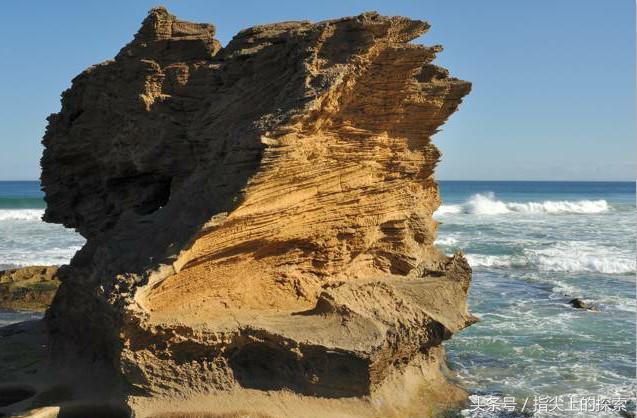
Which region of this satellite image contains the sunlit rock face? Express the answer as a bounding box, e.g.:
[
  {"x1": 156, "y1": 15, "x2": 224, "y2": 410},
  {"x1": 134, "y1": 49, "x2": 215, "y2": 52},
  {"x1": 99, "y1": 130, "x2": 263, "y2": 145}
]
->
[{"x1": 41, "y1": 7, "x2": 473, "y2": 416}]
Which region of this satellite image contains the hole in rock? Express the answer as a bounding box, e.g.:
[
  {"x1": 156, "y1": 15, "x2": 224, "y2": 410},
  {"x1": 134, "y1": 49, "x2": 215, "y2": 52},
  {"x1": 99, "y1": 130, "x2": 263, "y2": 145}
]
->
[
  {"x1": 57, "y1": 404, "x2": 130, "y2": 418},
  {"x1": 105, "y1": 173, "x2": 173, "y2": 216},
  {"x1": 228, "y1": 342, "x2": 370, "y2": 397},
  {"x1": 0, "y1": 385, "x2": 36, "y2": 407},
  {"x1": 229, "y1": 343, "x2": 299, "y2": 392}
]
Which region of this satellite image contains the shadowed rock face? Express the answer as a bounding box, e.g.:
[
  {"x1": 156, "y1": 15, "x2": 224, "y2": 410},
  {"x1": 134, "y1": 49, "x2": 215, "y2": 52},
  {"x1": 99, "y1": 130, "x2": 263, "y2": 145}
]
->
[{"x1": 41, "y1": 7, "x2": 473, "y2": 416}]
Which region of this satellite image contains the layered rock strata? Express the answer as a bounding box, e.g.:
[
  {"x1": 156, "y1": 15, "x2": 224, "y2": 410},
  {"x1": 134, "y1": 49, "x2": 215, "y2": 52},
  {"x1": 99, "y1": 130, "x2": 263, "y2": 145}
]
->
[{"x1": 39, "y1": 7, "x2": 473, "y2": 416}]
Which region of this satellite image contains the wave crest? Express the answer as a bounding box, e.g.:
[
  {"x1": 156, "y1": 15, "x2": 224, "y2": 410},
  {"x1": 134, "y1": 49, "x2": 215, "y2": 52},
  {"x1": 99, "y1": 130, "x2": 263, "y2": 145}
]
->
[{"x1": 435, "y1": 192, "x2": 610, "y2": 216}]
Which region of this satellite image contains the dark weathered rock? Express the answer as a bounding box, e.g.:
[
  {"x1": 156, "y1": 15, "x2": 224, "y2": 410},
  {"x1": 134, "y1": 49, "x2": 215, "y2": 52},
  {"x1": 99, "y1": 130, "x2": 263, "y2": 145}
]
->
[
  {"x1": 37, "y1": 7, "x2": 473, "y2": 417},
  {"x1": 568, "y1": 298, "x2": 597, "y2": 311}
]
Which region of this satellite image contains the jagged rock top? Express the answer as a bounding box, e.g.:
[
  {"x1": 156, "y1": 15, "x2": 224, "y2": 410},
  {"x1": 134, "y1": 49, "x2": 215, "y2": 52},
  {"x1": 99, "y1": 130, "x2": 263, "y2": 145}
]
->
[
  {"x1": 118, "y1": 7, "x2": 220, "y2": 63},
  {"x1": 42, "y1": 8, "x2": 469, "y2": 243}
]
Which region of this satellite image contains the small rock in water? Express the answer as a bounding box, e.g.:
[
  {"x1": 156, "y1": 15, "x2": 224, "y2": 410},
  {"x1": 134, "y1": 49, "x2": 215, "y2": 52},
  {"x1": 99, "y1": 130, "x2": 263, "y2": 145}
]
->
[{"x1": 568, "y1": 298, "x2": 598, "y2": 311}]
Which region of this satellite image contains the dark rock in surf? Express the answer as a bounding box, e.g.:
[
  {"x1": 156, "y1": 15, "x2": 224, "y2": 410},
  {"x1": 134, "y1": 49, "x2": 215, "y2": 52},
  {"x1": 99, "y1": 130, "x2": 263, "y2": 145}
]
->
[{"x1": 568, "y1": 298, "x2": 598, "y2": 311}]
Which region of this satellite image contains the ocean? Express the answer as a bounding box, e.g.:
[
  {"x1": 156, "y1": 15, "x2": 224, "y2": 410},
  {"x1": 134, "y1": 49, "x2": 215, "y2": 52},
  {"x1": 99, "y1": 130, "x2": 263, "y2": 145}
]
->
[
  {"x1": 436, "y1": 181, "x2": 636, "y2": 417},
  {"x1": 0, "y1": 181, "x2": 84, "y2": 269},
  {"x1": 0, "y1": 180, "x2": 635, "y2": 415}
]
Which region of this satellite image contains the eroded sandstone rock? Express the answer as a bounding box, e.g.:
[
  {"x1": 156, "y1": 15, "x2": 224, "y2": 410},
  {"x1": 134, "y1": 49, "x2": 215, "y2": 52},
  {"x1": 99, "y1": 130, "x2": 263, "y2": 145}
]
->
[{"x1": 40, "y1": 7, "x2": 473, "y2": 417}]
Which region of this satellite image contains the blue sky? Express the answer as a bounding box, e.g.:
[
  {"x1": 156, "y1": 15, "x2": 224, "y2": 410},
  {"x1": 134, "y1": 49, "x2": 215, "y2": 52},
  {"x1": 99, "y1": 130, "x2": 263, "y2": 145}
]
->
[{"x1": 0, "y1": 0, "x2": 634, "y2": 180}]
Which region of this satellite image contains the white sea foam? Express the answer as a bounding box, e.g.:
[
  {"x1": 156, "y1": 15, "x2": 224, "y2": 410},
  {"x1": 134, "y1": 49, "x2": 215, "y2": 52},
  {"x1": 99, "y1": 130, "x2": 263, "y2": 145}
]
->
[
  {"x1": 465, "y1": 254, "x2": 524, "y2": 268},
  {"x1": 0, "y1": 245, "x2": 83, "y2": 268},
  {"x1": 0, "y1": 208, "x2": 44, "y2": 221},
  {"x1": 434, "y1": 236, "x2": 458, "y2": 246},
  {"x1": 0, "y1": 207, "x2": 84, "y2": 267},
  {"x1": 465, "y1": 241, "x2": 636, "y2": 274},
  {"x1": 435, "y1": 192, "x2": 610, "y2": 216},
  {"x1": 434, "y1": 204, "x2": 464, "y2": 215}
]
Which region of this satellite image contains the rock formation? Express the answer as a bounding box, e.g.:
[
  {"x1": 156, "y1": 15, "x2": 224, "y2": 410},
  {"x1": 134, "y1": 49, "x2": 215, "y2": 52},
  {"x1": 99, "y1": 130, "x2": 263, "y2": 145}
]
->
[
  {"x1": 38, "y1": 7, "x2": 473, "y2": 417},
  {"x1": 0, "y1": 266, "x2": 59, "y2": 312}
]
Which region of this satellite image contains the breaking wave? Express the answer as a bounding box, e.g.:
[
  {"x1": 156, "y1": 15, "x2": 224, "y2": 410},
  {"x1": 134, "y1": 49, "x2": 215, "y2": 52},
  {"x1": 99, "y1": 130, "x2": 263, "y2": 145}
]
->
[
  {"x1": 465, "y1": 241, "x2": 635, "y2": 274},
  {"x1": 435, "y1": 192, "x2": 610, "y2": 216},
  {"x1": 0, "y1": 209, "x2": 44, "y2": 221}
]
